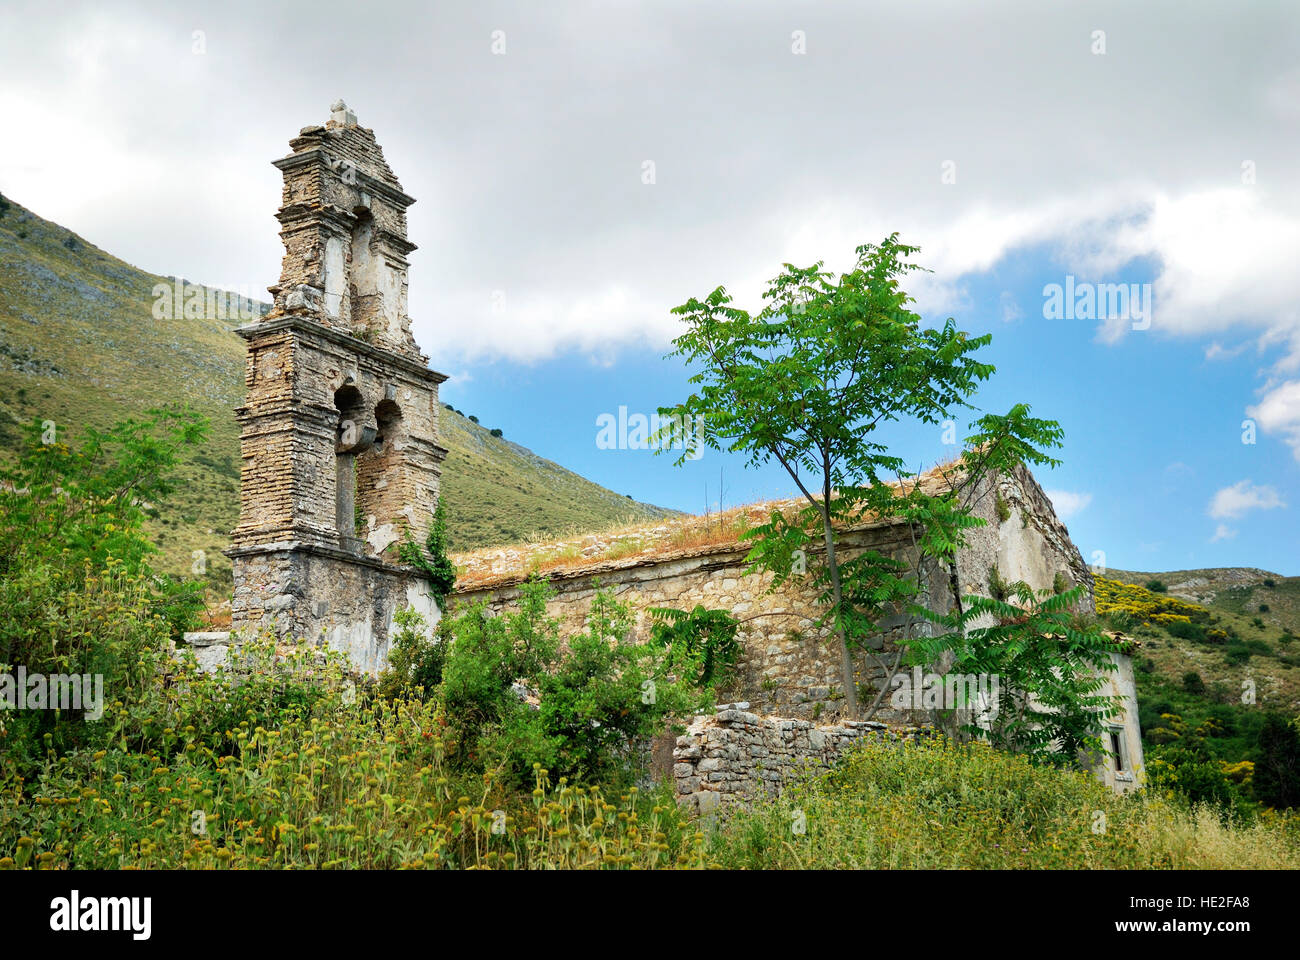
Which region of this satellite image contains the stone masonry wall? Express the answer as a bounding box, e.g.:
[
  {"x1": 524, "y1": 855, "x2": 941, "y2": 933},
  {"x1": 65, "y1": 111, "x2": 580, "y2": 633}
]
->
[
  {"x1": 453, "y1": 522, "x2": 950, "y2": 725},
  {"x1": 450, "y1": 463, "x2": 1096, "y2": 726},
  {"x1": 672, "y1": 704, "x2": 927, "y2": 814},
  {"x1": 226, "y1": 544, "x2": 439, "y2": 674}
]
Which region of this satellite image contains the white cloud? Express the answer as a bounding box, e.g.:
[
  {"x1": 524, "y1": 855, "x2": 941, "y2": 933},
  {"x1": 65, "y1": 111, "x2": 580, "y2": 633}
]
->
[
  {"x1": 1205, "y1": 342, "x2": 1247, "y2": 362},
  {"x1": 1247, "y1": 380, "x2": 1300, "y2": 461},
  {"x1": 1210, "y1": 523, "x2": 1237, "y2": 543},
  {"x1": 1044, "y1": 489, "x2": 1092, "y2": 521},
  {"x1": 1207, "y1": 480, "x2": 1286, "y2": 520}
]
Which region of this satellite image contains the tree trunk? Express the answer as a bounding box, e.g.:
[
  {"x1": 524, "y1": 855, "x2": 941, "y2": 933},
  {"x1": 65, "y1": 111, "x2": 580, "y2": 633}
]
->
[{"x1": 821, "y1": 511, "x2": 859, "y2": 718}]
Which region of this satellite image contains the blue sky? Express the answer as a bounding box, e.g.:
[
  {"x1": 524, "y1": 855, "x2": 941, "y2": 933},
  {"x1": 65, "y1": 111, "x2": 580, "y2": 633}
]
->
[
  {"x1": 3, "y1": 1, "x2": 1297, "y2": 574},
  {"x1": 440, "y1": 240, "x2": 1299, "y2": 576}
]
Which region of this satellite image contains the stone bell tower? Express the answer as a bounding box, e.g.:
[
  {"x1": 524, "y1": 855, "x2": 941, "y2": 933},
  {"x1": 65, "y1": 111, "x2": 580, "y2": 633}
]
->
[{"x1": 225, "y1": 101, "x2": 448, "y2": 672}]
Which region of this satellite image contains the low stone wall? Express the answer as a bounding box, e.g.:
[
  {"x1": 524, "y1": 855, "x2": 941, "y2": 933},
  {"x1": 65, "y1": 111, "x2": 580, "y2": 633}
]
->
[
  {"x1": 179, "y1": 631, "x2": 237, "y2": 672},
  {"x1": 672, "y1": 702, "x2": 927, "y2": 814}
]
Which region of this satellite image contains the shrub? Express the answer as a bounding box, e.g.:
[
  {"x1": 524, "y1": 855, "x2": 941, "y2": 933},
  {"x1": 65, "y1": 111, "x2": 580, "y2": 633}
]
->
[
  {"x1": 1146, "y1": 579, "x2": 1167, "y2": 593},
  {"x1": 436, "y1": 578, "x2": 699, "y2": 789},
  {"x1": 1148, "y1": 746, "x2": 1247, "y2": 817},
  {"x1": 1253, "y1": 714, "x2": 1300, "y2": 810},
  {"x1": 377, "y1": 607, "x2": 445, "y2": 701},
  {"x1": 986, "y1": 563, "x2": 1010, "y2": 602},
  {"x1": 0, "y1": 408, "x2": 207, "y2": 777},
  {"x1": 1225, "y1": 646, "x2": 1251, "y2": 666},
  {"x1": 648, "y1": 605, "x2": 742, "y2": 689},
  {"x1": 1182, "y1": 672, "x2": 1206, "y2": 695},
  {"x1": 489, "y1": 428, "x2": 503, "y2": 438},
  {"x1": 1166, "y1": 619, "x2": 1206, "y2": 642},
  {"x1": 906, "y1": 583, "x2": 1124, "y2": 765}
]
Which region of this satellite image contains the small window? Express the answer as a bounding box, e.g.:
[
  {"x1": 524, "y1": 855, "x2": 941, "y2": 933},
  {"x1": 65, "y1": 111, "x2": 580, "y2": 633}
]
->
[{"x1": 1109, "y1": 726, "x2": 1132, "y2": 781}]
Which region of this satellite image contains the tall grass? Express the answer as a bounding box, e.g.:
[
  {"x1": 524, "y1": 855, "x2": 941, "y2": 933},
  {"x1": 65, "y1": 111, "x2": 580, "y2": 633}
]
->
[{"x1": 706, "y1": 737, "x2": 1300, "y2": 869}]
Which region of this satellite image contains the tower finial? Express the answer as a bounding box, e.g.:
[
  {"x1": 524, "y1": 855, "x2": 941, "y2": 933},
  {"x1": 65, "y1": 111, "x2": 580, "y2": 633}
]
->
[{"x1": 330, "y1": 99, "x2": 357, "y2": 126}]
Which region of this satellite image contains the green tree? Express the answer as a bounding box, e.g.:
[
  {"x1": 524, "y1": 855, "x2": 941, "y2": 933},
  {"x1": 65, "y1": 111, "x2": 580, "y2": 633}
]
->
[
  {"x1": 657, "y1": 236, "x2": 1069, "y2": 721},
  {"x1": 1254, "y1": 713, "x2": 1300, "y2": 810}
]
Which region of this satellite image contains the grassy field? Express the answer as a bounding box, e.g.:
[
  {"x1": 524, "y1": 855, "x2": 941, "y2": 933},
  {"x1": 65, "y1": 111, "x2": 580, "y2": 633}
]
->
[{"x1": 0, "y1": 195, "x2": 675, "y2": 583}]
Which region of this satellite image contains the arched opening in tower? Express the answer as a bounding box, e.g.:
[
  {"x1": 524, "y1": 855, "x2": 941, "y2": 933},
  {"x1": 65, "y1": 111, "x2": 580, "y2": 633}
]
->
[{"x1": 332, "y1": 383, "x2": 370, "y2": 552}]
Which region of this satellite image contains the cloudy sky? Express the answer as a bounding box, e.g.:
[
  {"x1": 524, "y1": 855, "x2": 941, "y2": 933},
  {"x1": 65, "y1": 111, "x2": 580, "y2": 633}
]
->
[{"x1": 2, "y1": 0, "x2": 1298, "y2": 573}]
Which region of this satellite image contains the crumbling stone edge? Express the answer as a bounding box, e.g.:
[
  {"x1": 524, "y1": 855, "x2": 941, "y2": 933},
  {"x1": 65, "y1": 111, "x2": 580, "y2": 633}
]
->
[{"x1": 673, "y1": 701, "x2": 929, "y2": 816}]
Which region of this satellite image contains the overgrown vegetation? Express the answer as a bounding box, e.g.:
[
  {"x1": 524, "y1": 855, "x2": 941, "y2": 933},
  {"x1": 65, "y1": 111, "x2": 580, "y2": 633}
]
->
[
  {"x1": 911, "y1": 583, "x2": 1123, "y2": 763},
  {"x1": 2, "y1": 409, "x2": 1297, "y2": 870},
  {"x1": 398, "y1": 501, "x2": 457, "y2": 605},
  {"x1": 708, "y1": 736, "x2": 1300, "y2": 869},
  {"x1": 647, "y1": 605, "x2": 742, "y2": 689},
  {"x1": 378, "y1": 578, "x2": 700, "y2": 790},
  {"x1": 1, "y1": 638, "x2": 709, "y2": 870},
  {"x1": 0, "y1": 409, "x2": 208, "y2": 778}
]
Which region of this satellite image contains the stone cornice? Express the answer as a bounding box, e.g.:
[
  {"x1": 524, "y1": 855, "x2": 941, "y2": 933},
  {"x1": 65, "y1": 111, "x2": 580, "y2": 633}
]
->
[
  {"x1": 272, "y1": 147, "x2": 416, "y2": 210},
  {"x1": 453, "y1": 521, "x2": 916, "y2": 598},
  {"x1": 224, "y1": 539, "x2": 416, "y2": 575},
  {"x1": 236, "y1": 314, "x2": 448, "y2": 384}
]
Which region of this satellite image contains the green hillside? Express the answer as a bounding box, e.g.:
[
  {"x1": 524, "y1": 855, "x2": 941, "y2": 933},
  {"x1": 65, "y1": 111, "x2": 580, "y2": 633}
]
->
[
  {"x1": 1093, "y1": 569, "x2": 1300, "y2": 810},
  {"x1": 0, "y1": 194, "x2": 675, "y2": 583}
]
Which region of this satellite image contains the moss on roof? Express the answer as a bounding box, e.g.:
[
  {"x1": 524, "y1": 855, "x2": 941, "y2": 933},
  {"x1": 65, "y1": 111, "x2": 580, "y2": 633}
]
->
[{"x1": 451, "y1": 457, "x2": 969, "y2": 592}]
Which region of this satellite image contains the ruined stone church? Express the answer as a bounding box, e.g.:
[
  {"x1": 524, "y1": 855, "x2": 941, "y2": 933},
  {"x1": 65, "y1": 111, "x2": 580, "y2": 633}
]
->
[{"x1": 194, "y1": 104, "x2": 1144, "y2": 800}]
